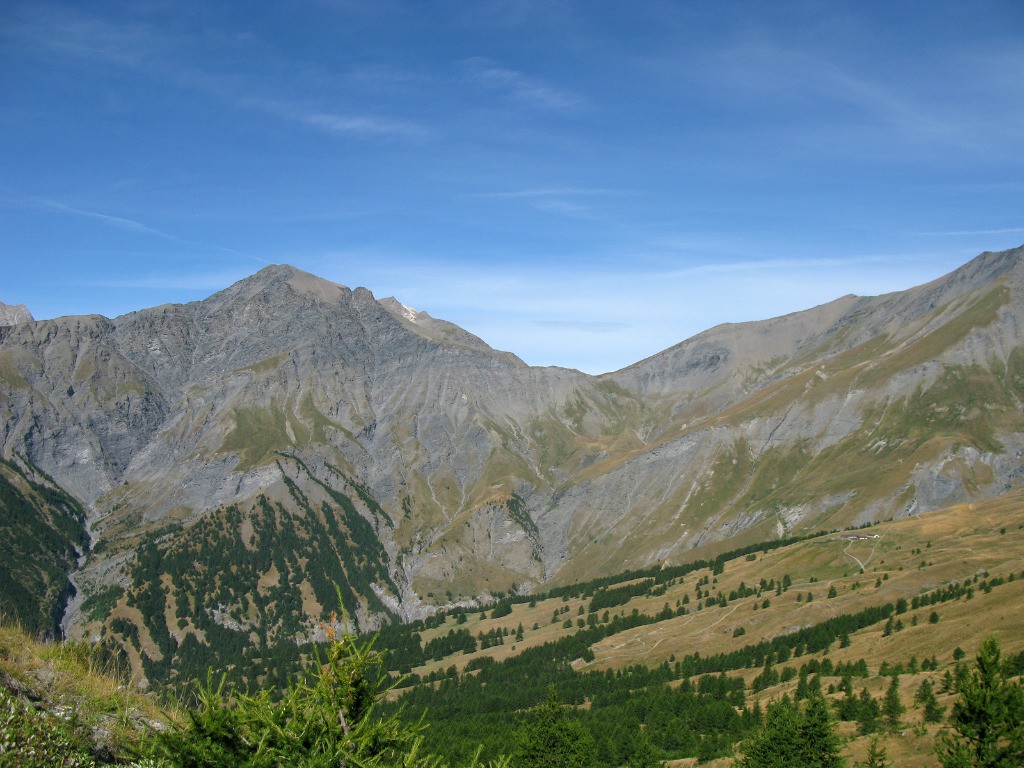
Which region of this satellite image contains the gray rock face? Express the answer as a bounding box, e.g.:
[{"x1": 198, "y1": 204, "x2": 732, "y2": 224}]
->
[
  {"x1": 3, "y1": 247, "x2": 1024, "y2": 643},
  {"x1": 0, "y1": 302, "x2": 33, "y2": 326}
]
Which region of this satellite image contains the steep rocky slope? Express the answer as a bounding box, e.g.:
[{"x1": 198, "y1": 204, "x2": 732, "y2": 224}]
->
[
  {"x1": 0, "y1": 301, "x2": 33, "y2": 326},
  {"x1": 546, "y1": 246, "x2": 1024, "y2": 582},
  {"x1": 1, "y1": 246, "x2": 1023, "y2": 682}
]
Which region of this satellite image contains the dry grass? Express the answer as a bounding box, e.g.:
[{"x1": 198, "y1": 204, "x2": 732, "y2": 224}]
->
[
  {"x1": 410, "y1": 491, "x2": 1024, "y2": 678},
  {"x1": 0, "y1": 617, "x2": 174, "y2": 754}
]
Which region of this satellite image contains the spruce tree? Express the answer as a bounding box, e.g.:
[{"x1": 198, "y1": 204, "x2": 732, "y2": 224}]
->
[
  {"x1": 625, "y1": 729, "x2": 659, "y2": 768},
  {"x1": 882, "y1": 675, "x2": 904, "y2": 733},
  {"x1": 837, "y1": 681, "x2": 859, "y2": 722},
  {"x1": 740, "y1": 697, "x2": 801, "y2": 768},
  {"x1": 937, "y1": 637, "x2": 1024, "y2": 768},
  {"x1": 512, "y1": 686, "x2": 597, "y2": 768},
  {"x1": 151, "y1": 622, "x2": 511, "y2": 767},
  {"x1": 858, "y1": 737, "x2": 892, "y2": 768},
  {"x1": 916, "y1": 679, "x2": 945, "y2": 724},
  {"x1": 740, "y1": 694, "x2": 845, "y2": 768},
  {"x1": 856, "y1": 688, "x2": 881, "y2": 735},
  {"x1": 796, "y1": 669, "x2": 810, "y2": 701},
  {"x1": 796, "y1": 694, "x2": 846, "y2": 768}
]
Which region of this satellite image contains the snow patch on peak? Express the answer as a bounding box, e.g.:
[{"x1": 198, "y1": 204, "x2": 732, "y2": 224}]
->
[{"x1": 398, "y1": 302, "x2": 420, "y2": 324}]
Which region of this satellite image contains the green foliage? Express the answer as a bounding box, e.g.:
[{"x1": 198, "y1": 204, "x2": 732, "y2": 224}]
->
[
  {"x1": 150, "y1": 626, "x2": 508, "y2": 768},
  {"x1": 423, "y1": 628, "x2": 476, "y2": 660},
  {"x1": 739, "y1": 694, "x2": 845, "y2": 768},
  {"x1": 937, "y1": 637, "x2": 1024, "y2": 768},
  {"x1": 857, "y1": 737, "x2": 892, "y2": 768},
  {"x1": 882, "y1": 676, "x2": 904, "y2": 733},
  {"x1": 0, "y1": 686, "x2": 96, "y2": 767},
  {"x1": 916, "y1": 679, "x2": 945, "y2": 723},
  {"x1": 856, "y1": 688, "x2": 881, "y2": 735},
  {"x1": 512, "y1": 687, "x2": 596, "y2": 768},
  {"x1": 0, "y1": 455, "x2": 89, "y2": 637},
  {"x1": 111, "y1": 460, "x2": 399, "y2": 692},
  {"x1": 624, "y1": 729, "x2": 659, "y2": 768},
  {"x1": 505, "y1": 494, "x2": 539, "y2": 544},
  {"x1": 587, "y1": 580, "x2": 655, "y2": 613},
  {"x1": 80, "y1": 586, "x2": 124, "y2": 623},
  {"x1": 490, "y1": 602, "x2": 513, "y2": 620}
]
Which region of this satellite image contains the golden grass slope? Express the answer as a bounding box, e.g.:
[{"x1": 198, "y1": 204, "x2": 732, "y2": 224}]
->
[{"x1": 0, "y1": 618, "x2": 172, "y2": 760}]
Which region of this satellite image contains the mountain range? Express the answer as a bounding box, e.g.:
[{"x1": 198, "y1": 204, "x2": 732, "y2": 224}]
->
[{"x1": 2, "y1": 246, "x2": 1023, "y2": 680}]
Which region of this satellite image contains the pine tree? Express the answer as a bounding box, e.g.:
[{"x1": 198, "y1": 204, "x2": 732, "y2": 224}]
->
[
  {"x1": 916, "y1": 678, "x2": 945, "y2": 724},
  {"x1": 856, "y1": 688, "x2": 881, "y2": 735},
  {"x1": 625, "y1": 728, "x2": 659, "y2": 768},
  {"x1": 924, "y1": 692, "x2": 947, "y2": 725},
  {"x1": 882, "y1": 675, "x2": 904, "y2": 733},
  {"x1": 151, "y1": 620, "x2": 511, "y2": 767},
  {"x1": 740, "y1": 695, "x2": 845, "y2": 768},
  {"x1": 740, "y1": 697, "x2": 801, "y2": 768},
  {"x1": 796, "y1": 669, "x2": 810, "y2": 701},
  {"x1": 837, "y1": 679, "x2": 859, "y2": 722},
  {"x1": 937, "y1": 637, "x2": 1024, "y2": 768},
  {"x1": 858, "y1": 737, "x2": 892, "y2": 768},
  {"x1": 512, "y1": 686, "x2": 597, "y2": 768},
  {"x1": 809, "y1": 674, "x2": 823, "y2": 698},
  {"x1": 796, "y1": 694, "x2": 846, "y2": 768}
]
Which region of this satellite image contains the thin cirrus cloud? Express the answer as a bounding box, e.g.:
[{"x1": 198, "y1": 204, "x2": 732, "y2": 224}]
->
[
  {"x1": 24, "y1": 196, "x2": 262, "y2": 261},
  {"x1": 30, "y1": 197, "x2": 179, "y2": 240},
  {"x1": 474, "y1": 188, "x2": 623, "y2": 199},
  {"x1": 914, "y1": 228, "x2": 1024, "y2": 237},
  {"x1": 254, "y1": 101, "x2": 430, "y2": 140},
  {"x1": 693, "y1": 35, "x2": 1004, "y2": 157},
  {"x1": 660, "y1": 255, "x2": 900, "y2": 278},
  {"x1": 473, "y1": 188, "x2": 625, "y2": 220},
  {"x1": 534, "y1": 320, "x2": 631, "y2": 333},
  {"x1": 82, "y1": 270, "x2": 255, "y2": 293},
  {"x1": 13, "y1": 7, "x2": 165, "y2": 68},
  {"x1": 13, "y1": 7, "x2": 429, "y2": 144},
  {"x1": 462, "y1": 57, "x2": 583, "y2": 111}
]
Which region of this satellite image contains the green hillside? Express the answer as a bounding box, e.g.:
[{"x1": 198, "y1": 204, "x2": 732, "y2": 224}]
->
[
  {"x1": 0, "y1": 454, "x2": 89, "y2": 637},
  {"x1": 3, "y1": 490, "x2": 1024, "y2": 765},
  {"x1": 368, "y1": 490, "x2": 1024, "y2": 766}
]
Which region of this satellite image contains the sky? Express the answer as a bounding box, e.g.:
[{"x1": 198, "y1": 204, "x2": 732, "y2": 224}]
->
[{"x1": 2, "y1": 2, "x2": 1023, "y2": 374}]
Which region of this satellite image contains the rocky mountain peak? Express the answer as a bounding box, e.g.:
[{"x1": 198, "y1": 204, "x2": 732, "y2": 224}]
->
[
  {"x1": 5, "y1": 244, "x2": 1024, "y2": 665},
  {"x1": 0, "y1": 302, "x2": 34, "y2": 326},
  {"x1": 204, "y1": 263, "x2": 354, "y2": 309}
]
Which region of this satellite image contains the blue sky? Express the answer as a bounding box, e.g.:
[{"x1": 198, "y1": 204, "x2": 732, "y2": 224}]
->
[{"x1": 2, "y1": 1, "x2": 1023, "y2": 373}]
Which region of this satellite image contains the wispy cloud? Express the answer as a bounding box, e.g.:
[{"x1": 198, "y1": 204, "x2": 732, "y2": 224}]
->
[
  {"x1": 535, "y1": 320, "x2": 631, "y2": 333},
  {"x1": 474, "y1": 187, "x2": 621, "y2": 199},
  {"x1": 714, "y1": 41, "x2": 945, "y2": 138},
  {"x1": 24, "y1": 196, "x2": 263, "y2": 261},
  {"x1": 914, "y1": 228, "x2": 1024, "y2": 237},
  {"x1": 13, "y1": 7, "x2": 166, "y2": 68},
  {"x1": 463, "y1": 57, "x2": 582, "y2": 111},
  {"x1": 83, "y1": 270, "x2": 254, "y2": 292},
  {"x1": 252, "y1": 100, "x2": 429, "y2": 140},
  {"x1": 32, "y1": 198, "x2": 178, "y2": 239},
  {"x1": 695, "y1": 32, "x2": 1021, "y2": 156},
  {"x1": 473, "y1": 187, "x2": 622, "y2": 220},
  {"x1": 662, "y1": 255, "x2": 899, "y2": 278},
  {"x1": 11, "y1": 7, "x2": 429, "y2": 144}
]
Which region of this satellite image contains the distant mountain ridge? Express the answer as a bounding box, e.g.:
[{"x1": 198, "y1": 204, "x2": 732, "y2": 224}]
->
[{"x1": 1, "y1": 246, "x2": 1023, "y2": 681}]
